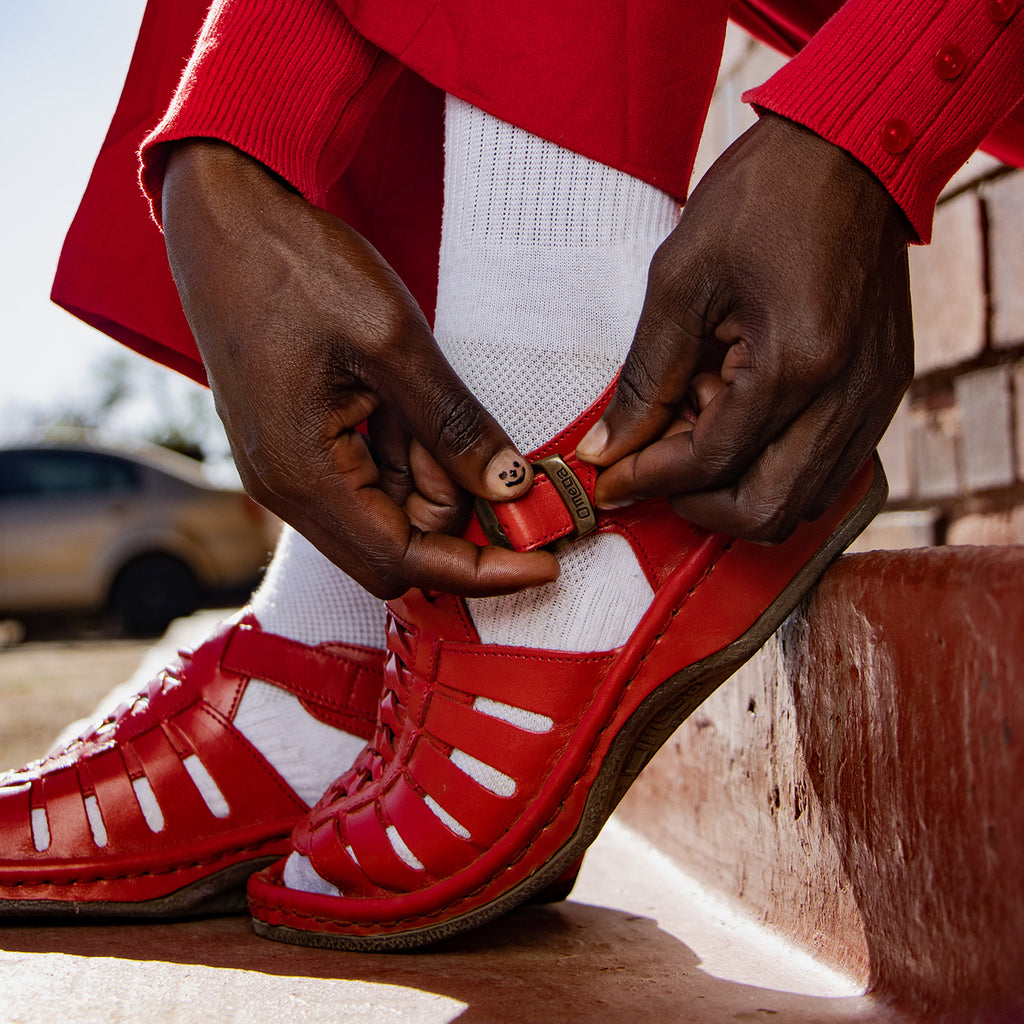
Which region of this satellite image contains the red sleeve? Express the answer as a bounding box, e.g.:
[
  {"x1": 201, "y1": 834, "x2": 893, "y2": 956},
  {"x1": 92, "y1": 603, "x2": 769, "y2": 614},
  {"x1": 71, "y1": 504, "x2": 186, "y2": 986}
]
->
[
  {"x1": 139, "y1": 0, "x2": 402, "y2": 222},
  {"x1": 51, "y1": 0, "x2": 213, "y2": 386},
  {"x1": 743, "y1": 0, "x2": 1024, "y2": 242}
]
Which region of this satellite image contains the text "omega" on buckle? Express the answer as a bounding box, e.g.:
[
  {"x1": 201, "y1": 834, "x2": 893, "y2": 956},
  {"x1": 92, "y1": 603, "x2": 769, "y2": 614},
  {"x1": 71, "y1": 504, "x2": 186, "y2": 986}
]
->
[
  {"x1": 533, "y1": 454, "x2": 598, "y2": 543},
  {"x1": 473, "y1": 454, "x2": 598, "y2": 550}
]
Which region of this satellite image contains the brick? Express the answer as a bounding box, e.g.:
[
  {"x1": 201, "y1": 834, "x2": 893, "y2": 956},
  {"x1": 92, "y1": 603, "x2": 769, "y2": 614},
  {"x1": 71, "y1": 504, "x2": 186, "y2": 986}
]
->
[
  {"x1": 986, "y1": 171, "x2": 1024, "y2": 348},
  {"x1": 1016, "y1": 364, "x2": 1024, "y2": 482},
  {"x1": 940, "y1": 150, "x2": 1004, "y2": 199},
  {"x1": 954, "y1": 364, "x2": 1015, "y2": 491},
  {"x1": 909, "y1": 192, "x2": 986, "y2": 375},
  {"x1": 909, "y1": 404, "x2": 960, "y2": 500},
  {"x1": 946, "y1": 507, "x2": 1024, "y2": 545},
  {"x1": 619, "y1": 546, "x2": 1024, "y2": 1008},
  {"x1": 876, "y1": 397, "x2": 912, "y2": 501},
  {"x1": 847, "y1": 510, "x2": 938, "y2": 552}
]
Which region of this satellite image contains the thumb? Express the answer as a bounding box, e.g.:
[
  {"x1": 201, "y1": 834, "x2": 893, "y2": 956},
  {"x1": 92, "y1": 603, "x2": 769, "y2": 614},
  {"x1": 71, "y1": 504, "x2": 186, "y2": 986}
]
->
[
  {"x1": 382, "y1": 349, "x2": 534, "y2": 504},
  {"x1": 576, "y1": 301, "x2": 701, "y2": 468}
]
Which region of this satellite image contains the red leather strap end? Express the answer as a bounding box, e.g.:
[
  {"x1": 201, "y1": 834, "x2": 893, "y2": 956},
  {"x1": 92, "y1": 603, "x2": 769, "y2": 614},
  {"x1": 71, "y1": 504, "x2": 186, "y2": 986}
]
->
[{"x1": 221, "y1": 623, "x2": 382, "y2": 724}]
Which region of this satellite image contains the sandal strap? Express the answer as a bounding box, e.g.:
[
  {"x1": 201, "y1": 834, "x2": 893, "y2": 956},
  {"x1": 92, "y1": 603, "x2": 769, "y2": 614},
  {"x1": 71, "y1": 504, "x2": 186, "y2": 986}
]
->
[
  {"x1": 465, "y1": 379, "x2": 613, "y2": 554},
  {"x1": 463, "y1": 378, "x2": 722, "y2": 589},
  {"x1": 221, "y1": 621, "x2": 383, "y2": 736},
  {"x1": 469, "y1": 453, "x2": 599, "y2": 551}
]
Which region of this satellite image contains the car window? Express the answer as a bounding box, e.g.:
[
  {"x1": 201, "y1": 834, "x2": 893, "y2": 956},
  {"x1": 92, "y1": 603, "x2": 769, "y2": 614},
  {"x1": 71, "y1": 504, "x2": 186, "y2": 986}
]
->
[{"x1": 0, "y1": 450, "x2": 141, "y2": 500}]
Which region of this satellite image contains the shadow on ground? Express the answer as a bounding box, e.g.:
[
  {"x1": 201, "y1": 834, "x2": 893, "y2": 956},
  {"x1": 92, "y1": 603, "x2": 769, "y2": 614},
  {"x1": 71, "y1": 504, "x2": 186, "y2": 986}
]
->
[{"x1": 0, "y1": 900, "x2": 895, "y2": 1024}]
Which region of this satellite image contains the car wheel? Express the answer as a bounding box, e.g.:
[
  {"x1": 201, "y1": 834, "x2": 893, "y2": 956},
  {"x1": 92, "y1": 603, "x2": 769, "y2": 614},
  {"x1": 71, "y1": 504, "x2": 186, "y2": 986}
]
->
[{"x1": 110, "y1": 553, "x2": 199, "y2": 636}]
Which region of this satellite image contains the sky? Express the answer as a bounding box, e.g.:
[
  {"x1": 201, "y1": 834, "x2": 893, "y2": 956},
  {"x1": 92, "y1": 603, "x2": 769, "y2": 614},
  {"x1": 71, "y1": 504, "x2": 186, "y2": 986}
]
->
[{"x1": 0, "y1": 0, "x2": 184, "y2": 438}]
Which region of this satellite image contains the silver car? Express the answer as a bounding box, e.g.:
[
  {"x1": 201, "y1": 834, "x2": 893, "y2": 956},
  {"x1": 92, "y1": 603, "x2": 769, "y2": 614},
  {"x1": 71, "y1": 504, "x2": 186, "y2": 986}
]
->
[{"x1": 0, "y1": 440, "x2": 275, "y2": 634}]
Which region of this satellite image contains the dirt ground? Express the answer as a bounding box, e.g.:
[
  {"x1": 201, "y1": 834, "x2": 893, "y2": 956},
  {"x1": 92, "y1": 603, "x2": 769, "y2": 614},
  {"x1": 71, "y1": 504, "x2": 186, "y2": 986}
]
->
[{"x1": 0, "y1": 637, "x2": 154, "y2": 771}]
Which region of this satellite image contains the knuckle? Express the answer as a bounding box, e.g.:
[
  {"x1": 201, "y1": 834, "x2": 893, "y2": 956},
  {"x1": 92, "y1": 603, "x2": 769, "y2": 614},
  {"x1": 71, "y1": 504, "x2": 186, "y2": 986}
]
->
[
  {"x1": 359, "y1": 535, "x2": 415, "y2": 600},
  {"x1": 790, "y1": 342, "x2": 846, "y2": 391},
  {"x1": 427, "y1": 391, "x2": 490, "y2": 460},
  {"x1": 365, "y1": 575, "x2": 406, "y2": 601},
  {"x1": 616, "y1": 358, "x2": 662, "y2": 416},
  {"x1": 738, "y1": 494, "x2": 800, "y2": 544},
  {"x1": 647, "y1": 241, "x2": 680, "y2": 288},
  {"x1": 684, "y1": 433, "x2": 748, "y2": 490}
]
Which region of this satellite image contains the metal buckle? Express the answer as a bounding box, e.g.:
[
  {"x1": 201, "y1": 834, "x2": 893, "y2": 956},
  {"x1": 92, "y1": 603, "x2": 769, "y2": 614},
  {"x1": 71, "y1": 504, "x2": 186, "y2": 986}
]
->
[
  {"x1": 532, "y1": 454, "x2": 597, "y2": 542},
  {"x1": 474, "y1": 454, "x2": 597, "y2": 549},
  {"x1": 473, "y1": 495, "x2": 513, "y2": 548}
]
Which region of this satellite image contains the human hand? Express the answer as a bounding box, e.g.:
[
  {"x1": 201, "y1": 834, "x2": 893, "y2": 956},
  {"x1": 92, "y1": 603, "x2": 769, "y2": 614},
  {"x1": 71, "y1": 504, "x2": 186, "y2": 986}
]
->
[
  {"x1": 577, "y1": 113, "x2": 914, "y2": 541},
  {"x1": 161, "y1": 141, "x2": 558, "y2": 598}
]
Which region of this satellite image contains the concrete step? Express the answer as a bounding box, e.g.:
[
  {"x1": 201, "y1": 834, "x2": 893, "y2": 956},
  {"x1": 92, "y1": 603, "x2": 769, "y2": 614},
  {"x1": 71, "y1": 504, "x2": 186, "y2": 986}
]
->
[
  {"x1": 3, "y1": 545, "x2": 1020, "y2": 1021},
  {"x1": 617, "y1": 545, "x2": 1024, "y2": 1023},
  {"x1": 0, "y1": 819, "x2": 897, "y2": 1024}
]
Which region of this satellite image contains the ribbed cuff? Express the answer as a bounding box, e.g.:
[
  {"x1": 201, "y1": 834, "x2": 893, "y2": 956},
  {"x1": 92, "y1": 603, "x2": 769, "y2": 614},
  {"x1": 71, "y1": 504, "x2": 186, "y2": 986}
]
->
[
  {"x1": 744, "y1": 0, "x2": 1024, "y2": 242},
  {"x1": 139, "y1": 0, "x2": 401, "y2": 224}
]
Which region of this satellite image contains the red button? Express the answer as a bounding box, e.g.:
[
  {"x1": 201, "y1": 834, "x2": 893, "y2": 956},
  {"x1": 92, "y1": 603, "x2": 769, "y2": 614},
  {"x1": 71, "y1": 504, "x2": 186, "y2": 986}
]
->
[
  {"x1": 880, "y1": 118, "x2": 912, "y2": 154},
  {"x1": 933, "y1": 42, "x2": 967, "y2": 79},
  {"x1": 988, "y1": 0, "x2": 1017, "y2": 21}
]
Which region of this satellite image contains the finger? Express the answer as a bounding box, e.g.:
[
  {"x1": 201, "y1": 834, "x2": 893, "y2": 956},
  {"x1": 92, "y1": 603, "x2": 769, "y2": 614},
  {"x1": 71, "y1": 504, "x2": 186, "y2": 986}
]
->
[
  {"x1": 576, "y1": 303, "x2": 703, "y2": 468},
  {"x1": 377, "y1": 351, "x2": 534, "y2": 504},
  {"x1": 803, "y1": 421, "x2": 888, "y2": 522},
  {"x1": 399, "y1": 530, "x2": 560, "y2": 598},
  {"x1": 663, "y1": 393, "x2": 863, "y2": 541},
  {"x1": 657, "y1": 372, "x2": 727, "y2": 440},
  {"x1": 367, "y1": 406, "x2": 415, "y2": 507},
  {"x1": 691, "y1": 371, "x2": 727, "y2": 409},
  {"x1": 404, "y1": 439, "x2": 470, "y2": 535},
  {"x1": 294, "y1": 490, "x2": 559, "y2": 599},
  {"x1": 369, "y1": 412, "x2": 468, "y2": 533},
  {"x1": 241, "y1": 428, "x2": 557, "y2": 599},
  {"x1": 593, "y1": 369, "x2": 795, "y2": 508}
]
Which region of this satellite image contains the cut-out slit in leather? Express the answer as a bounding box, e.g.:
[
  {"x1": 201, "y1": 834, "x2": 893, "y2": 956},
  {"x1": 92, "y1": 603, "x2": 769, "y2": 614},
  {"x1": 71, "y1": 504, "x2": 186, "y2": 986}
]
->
[
  {"x1": 449, "y1": 749, "x2": 516, "y2": 797},
  {"x1": 386, "y1": 825, "x2": 425, "y2": 871},
  {"x1": 30, "y1": 807, "x2": 50, "y2": 852},
  {"x1": 473, "y1": 696, "x2": 553, "y2": 733},
  {"x1": 424, "y1": 795, "x2": 471, "y2": 839},
  {"x1": 132, "y1": 776, "x2": 165, "y2": 832},
  {"x1": 84, "y1": 794, "x2": 108, "y2": 847},
  {"x1": 182, "y1": 755, "x2": 230, "y2": 818}
]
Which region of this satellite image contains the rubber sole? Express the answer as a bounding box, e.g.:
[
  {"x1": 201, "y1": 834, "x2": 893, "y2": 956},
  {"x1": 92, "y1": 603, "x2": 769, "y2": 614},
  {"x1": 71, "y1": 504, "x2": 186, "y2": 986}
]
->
[
  {"x1": 253, "y1": 457, "x2": 888, "y2": 952},
  {"x1": 0, "y1": 856, "x2": 280, "y2": 920}
]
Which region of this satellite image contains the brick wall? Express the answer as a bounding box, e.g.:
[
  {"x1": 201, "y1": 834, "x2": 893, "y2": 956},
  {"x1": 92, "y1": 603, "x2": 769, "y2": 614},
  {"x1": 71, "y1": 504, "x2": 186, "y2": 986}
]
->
[{"x1": 697, "y1": 26, "x2": 1024, "y2": 549}]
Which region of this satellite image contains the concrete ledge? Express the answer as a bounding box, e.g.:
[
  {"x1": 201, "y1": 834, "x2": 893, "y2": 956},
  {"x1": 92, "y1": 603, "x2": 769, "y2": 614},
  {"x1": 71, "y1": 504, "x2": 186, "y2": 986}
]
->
[{"x1": 616, "y1": 546, "x2": 1024, "y2": 1022}]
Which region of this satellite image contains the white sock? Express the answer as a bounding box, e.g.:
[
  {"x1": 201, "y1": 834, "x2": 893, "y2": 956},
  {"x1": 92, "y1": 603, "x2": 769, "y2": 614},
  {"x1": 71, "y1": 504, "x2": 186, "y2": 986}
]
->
[
  {"x1": 284, "y1": 99, "x2": 680, "y2": 892},
  {"x1": 232, "y1": 527, "x2": 385, "y2": 804},
  {"x1": 250, "y1": 526, "x2": 384, "y2": 647},
  {"x1": 436, "y1": 97, "x2": 680, "y2": 653}
]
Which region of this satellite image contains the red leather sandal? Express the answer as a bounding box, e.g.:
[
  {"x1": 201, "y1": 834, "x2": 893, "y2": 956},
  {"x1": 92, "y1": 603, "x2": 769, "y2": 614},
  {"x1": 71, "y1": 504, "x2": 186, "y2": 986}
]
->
[
  {"x1": 248, "y1": 386, "x2": 887, "y2": 951},
  {"x1": 0, "y1": 614, "x2": 384, "y2": 917}
]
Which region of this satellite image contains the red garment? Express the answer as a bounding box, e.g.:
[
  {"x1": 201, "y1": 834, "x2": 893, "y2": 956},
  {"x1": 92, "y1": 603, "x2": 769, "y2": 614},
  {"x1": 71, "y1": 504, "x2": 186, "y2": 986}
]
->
[{"x1": 52, "y1": 0, "x2": 1024, "y2": 386}]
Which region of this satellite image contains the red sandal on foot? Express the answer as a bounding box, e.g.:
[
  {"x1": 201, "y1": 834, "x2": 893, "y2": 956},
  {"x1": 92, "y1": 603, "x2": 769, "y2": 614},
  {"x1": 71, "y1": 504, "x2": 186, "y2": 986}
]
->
[
  {"x1": 0, "y1": 614, "x2": 383, "y2": 917},
  {"x1": 248, "y1": 386, "x2": 887, "y2": 951}
]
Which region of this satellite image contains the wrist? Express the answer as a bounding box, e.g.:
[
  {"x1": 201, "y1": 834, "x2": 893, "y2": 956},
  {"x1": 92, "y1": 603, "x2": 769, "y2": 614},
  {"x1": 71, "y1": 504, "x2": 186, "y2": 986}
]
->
[{"x1": 756, "y1": 113, "x2": 912, "y2": 243}]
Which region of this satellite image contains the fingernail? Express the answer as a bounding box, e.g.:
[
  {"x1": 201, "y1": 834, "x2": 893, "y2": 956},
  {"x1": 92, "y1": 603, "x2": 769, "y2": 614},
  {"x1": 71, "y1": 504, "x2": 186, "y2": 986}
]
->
[
  {"x1": 486, "y1": 449, "x2": 531, "y2": 496},
  {"x1": 576, "y1": 419, "x2": 608, "y2": 460},
  {"x1": 596, "y1": 497, "x2": 635, "y2": 511}
]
